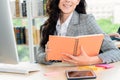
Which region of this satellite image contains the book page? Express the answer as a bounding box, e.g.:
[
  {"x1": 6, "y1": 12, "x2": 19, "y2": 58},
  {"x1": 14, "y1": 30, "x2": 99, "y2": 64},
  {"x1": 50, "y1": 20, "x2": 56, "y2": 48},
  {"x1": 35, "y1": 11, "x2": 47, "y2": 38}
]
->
[
  {"x1": 77, "y1": 34, "x2": 104, "y2": 56},
  {"x1": 47, "y1": 36, "x2": 77, "y2": 61}
]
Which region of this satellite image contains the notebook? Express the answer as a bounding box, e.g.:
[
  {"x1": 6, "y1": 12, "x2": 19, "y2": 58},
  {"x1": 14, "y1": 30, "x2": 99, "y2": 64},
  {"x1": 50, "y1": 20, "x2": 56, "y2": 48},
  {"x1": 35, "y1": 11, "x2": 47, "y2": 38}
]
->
[{"x1": 46, "y1": 34, "x2": 104, "y2": 61}]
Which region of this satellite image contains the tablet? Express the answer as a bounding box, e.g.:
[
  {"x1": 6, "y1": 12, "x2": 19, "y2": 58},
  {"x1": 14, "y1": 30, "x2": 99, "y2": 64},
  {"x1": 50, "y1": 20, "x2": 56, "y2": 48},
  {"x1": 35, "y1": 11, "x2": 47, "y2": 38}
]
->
[{"x1": 66, "y1": 70, "x2": 96, "y2": 80}]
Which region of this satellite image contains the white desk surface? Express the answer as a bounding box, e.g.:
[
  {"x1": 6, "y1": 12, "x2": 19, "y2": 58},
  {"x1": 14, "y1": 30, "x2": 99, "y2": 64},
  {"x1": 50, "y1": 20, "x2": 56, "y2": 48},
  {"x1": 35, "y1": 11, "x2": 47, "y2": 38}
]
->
[{"x1": 0, "y1": 62, "x2": 120, "y2": 80}]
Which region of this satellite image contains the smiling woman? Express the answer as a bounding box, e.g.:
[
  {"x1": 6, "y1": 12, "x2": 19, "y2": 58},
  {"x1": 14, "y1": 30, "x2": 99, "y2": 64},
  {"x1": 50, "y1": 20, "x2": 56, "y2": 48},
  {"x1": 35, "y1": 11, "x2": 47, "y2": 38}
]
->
[
  {"x1": 58, "y1": 0, "x2": 80, "y2": 19},
  {"x1": 36, "y1": 0, "x2": 120, "y2": 66}
]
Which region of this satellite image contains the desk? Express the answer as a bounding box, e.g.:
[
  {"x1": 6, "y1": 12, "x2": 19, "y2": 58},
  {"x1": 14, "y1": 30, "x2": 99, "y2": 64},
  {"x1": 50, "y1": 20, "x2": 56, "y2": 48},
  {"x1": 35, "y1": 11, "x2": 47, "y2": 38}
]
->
[{"x1": 0, "y1": 62, "x2": 120, "y2": 80}]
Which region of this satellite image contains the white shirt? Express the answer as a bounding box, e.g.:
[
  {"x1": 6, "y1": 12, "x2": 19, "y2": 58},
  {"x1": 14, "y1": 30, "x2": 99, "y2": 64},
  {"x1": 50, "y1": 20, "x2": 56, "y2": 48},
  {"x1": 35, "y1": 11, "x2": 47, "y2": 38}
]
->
[{"x1": 56, "y1": 12, "x2": 73, "y2": 36}]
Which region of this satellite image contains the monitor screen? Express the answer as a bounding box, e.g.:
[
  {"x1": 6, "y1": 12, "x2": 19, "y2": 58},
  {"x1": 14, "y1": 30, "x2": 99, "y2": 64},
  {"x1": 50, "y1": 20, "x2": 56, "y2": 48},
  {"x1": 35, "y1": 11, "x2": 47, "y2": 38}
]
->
[{"x1": 0, "y1": 0, "x2": 19, "y2": 64}]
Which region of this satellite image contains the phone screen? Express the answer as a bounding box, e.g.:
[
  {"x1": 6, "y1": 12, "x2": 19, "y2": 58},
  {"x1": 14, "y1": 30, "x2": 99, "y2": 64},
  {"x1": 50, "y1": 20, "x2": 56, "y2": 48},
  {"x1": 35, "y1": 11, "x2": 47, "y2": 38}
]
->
[{"x1": 66, "y1": 70, "x2": 96, "y2": 79}]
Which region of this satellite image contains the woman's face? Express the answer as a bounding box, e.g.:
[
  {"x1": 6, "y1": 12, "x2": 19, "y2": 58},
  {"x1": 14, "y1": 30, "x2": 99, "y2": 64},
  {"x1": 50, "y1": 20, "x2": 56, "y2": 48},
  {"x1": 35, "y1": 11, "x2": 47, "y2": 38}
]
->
[{"x1": 59, "y1": 0, "x2": 80, "y2": 14}]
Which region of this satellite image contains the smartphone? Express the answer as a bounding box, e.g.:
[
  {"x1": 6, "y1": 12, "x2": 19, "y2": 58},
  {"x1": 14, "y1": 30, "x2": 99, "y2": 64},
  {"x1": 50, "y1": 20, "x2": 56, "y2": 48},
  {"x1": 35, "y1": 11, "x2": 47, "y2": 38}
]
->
[{"x1": 66, "y1": 70, "x2": 96, "y2": 80}]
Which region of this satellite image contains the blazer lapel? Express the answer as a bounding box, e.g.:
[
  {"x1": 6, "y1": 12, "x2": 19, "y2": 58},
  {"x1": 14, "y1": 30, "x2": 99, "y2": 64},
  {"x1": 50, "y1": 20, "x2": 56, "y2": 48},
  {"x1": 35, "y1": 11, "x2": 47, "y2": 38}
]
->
[{"x1": 66, "y1": 11, "x2": 80, "y2": 36}]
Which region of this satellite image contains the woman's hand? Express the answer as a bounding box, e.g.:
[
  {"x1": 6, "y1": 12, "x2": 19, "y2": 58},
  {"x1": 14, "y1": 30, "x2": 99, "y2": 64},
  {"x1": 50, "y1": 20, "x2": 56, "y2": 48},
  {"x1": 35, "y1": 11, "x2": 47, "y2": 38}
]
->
[
  {"x1": 62, "y1": 47, "x2": 102, "y2": 66},
  {"x1": 45, "y1": 42, "x2": 51, "y2": 61},
  {"x1": 109, "y1": 33, "x2": 120, "y2": 38}
]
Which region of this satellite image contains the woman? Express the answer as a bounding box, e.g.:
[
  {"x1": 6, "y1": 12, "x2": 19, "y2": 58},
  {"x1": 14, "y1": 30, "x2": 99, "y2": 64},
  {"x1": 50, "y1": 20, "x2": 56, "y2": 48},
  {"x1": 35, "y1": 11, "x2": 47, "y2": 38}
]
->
[{"x1": 36, "y1": 0, "x2": 120, "y2": 65}]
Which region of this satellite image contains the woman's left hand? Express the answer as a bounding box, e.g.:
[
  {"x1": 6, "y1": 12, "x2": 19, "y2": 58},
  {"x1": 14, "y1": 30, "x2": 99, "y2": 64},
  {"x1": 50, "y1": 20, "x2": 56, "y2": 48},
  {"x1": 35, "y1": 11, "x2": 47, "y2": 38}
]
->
[{"x1": 62, "y1": 47, "x2": 98, "y2": 66}]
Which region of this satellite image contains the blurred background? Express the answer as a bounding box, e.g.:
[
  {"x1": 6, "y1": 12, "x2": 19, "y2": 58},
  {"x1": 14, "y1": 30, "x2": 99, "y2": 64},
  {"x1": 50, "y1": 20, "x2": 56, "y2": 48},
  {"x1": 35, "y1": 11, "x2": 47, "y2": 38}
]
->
[
  {"x1": 86, "y1": 0, "x2": 120, "y2": 33},
  {"x1": 10, "y1": 0, "x2": 120, "y2": 62}
]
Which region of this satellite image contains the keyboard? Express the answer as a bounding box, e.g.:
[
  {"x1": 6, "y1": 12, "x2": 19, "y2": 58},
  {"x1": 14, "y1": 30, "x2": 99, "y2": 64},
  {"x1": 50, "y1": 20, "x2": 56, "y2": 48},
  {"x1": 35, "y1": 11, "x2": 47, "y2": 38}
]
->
[{"x1": 0, "y1": 62, "x2": 40, "y2": 74}]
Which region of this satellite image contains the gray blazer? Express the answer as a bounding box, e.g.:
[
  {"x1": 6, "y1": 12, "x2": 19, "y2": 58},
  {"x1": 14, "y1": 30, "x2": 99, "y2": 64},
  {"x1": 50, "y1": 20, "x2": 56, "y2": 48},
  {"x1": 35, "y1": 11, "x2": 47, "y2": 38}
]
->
[{"x1": 36, "y1": 11, "x2": 120, "y2": 64}]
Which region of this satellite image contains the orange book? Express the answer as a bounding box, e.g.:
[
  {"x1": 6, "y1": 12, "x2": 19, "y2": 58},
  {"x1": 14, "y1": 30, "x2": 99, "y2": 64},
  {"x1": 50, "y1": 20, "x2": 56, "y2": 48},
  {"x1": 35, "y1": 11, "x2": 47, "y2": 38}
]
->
[{"x1": 47, "y1": 34, "x2": 104, "y2": 61}]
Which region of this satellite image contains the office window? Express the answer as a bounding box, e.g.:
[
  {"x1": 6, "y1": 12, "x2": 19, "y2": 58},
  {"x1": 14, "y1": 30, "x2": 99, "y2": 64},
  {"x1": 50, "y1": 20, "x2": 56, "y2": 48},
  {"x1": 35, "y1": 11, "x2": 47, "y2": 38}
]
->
[{"x1": 86, "y1": 0, "x2": 120, "y2": 34}]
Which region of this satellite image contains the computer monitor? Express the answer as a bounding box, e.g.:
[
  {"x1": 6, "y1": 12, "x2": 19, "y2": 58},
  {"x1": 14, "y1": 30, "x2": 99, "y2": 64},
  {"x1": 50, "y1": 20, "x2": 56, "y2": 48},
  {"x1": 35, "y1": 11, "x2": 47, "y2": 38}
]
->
[{"x1": 0, "y1": 0, "x2": 19, "y2": 64}]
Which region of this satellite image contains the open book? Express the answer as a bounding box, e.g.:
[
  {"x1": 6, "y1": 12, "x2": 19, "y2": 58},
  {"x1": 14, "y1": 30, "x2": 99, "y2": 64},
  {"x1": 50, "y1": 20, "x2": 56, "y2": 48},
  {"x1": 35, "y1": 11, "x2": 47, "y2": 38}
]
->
[{"x1": 47, "y1": 34, "x2": 104, "y2": 61}]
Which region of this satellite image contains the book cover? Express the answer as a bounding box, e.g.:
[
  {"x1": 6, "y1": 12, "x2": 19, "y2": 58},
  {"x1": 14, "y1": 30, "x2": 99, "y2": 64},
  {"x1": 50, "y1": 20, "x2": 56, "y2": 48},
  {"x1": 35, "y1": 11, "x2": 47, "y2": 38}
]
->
[
  {"x1": 47, "y1": 34, "x2": 104, "y2": 61},
  {"x1": 20, "y1": 27, "x2": 26, "y2": 44},
  {"x1": 21, "y1": 0, "x2": 27, "y2": 17},
  {"x1": 15, "y1": 27, "x2": 21, "y2": 44},
  {"x1": 15, "y1": 0, "x2": 20, "y2": 17},
  {"x1": 43, "y1": 0, "x2": 47, "y2": 16}
]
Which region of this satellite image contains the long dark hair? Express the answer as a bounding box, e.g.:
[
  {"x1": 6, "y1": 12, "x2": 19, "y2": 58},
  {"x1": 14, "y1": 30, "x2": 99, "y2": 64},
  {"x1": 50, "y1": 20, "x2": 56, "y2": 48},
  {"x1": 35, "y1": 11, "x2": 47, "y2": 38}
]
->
[{"x1": 40, "y1": 0, "x2": 87, "y2": 49}]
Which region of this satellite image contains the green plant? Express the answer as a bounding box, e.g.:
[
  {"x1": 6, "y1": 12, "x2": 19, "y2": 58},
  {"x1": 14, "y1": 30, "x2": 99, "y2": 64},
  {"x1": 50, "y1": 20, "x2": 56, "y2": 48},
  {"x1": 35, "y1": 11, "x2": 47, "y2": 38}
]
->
[
  {"x1": 17, "y1": 45, "x2": 30, "y2": 61},
  {"x1": 12, "y1": 18, "x2": 28, "y2": 27},
  {"x1": 97, "y1": 18, "x2": 120, "y2": 34}
]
